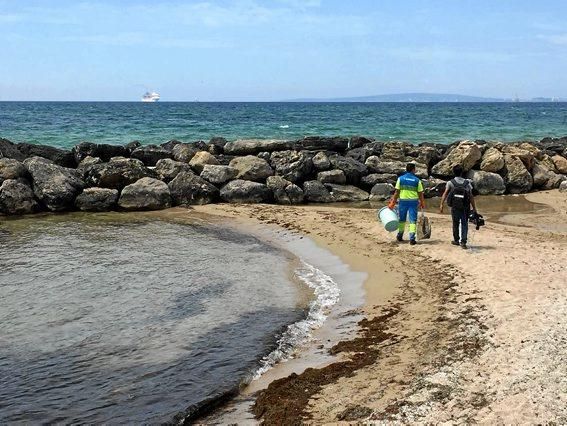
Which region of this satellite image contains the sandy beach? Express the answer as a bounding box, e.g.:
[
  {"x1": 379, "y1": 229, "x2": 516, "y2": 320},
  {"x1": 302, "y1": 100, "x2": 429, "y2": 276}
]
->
[{"x1": 193, "y1": 189, "x2": 567, "y2": 424}]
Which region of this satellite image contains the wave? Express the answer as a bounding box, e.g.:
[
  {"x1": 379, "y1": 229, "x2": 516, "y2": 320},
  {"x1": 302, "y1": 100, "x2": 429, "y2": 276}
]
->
[
  {"x1": 279, "y1": 124, "x2": 290, "y2": 129},
  {"x1": 251, "y1": 260, "x2": 340, "y2": 379}
]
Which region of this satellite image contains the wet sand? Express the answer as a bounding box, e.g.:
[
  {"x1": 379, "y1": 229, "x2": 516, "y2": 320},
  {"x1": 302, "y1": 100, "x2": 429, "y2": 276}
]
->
[{"x1": 190, "y1": 189, "x2": 567, "y2": 424}]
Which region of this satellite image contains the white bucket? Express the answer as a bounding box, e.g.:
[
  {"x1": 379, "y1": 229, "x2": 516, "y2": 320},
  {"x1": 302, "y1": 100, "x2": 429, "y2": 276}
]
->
[{"x1": 378, "y1": 207, "x2": 399, "y2": 232}]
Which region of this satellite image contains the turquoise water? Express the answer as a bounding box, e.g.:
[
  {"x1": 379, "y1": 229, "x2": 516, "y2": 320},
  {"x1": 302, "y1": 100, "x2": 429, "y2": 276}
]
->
[{"x1": 1, "y1": 102, "x2": 567, "y2": 148}]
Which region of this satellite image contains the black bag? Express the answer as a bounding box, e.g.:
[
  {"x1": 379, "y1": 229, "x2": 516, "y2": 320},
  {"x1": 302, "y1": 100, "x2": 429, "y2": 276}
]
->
[{"x1": 447, "y1": 179, "x2": 470, "y2": 210}]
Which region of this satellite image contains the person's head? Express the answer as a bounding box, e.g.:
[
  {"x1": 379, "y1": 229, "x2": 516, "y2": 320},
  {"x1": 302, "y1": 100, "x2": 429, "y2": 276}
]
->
[
  {"x1": 452, "y1": 164, "x2": 464, "y2": 177},
  {"x1": 406, "y1": 163, "x2": 416, "y2": 173}
]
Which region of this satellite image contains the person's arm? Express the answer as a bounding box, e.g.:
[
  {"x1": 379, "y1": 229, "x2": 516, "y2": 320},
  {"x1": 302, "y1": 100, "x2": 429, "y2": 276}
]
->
[
  {"x1": 417, "y1": 180, "x2": 425, "y2": 209},
  {"x1": 439, "y1": 187, "x2": 450, "y2": 213},
  {"x1": 388, "y1": 189, "x2": 400, "y2": 210},
  {"x1": 470, "y1": 194, "x2": 476, "y2": 212}
]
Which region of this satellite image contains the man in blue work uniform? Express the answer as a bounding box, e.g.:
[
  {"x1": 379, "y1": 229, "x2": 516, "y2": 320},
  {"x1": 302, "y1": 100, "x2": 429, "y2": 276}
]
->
[{"x1": 388, "y1": 163, "x2": 426, "y2": 245}]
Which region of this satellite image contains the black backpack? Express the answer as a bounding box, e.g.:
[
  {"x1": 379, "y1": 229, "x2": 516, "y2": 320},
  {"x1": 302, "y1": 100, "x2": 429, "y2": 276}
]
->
[{"x1": 447, "y1": 179, "x2": 470, "y2": 210}]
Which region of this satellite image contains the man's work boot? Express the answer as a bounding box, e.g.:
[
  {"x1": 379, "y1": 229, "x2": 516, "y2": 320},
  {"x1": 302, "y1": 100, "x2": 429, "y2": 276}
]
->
[{"x1": 396, "y1": 233, "x2": 403, "y2": 242}]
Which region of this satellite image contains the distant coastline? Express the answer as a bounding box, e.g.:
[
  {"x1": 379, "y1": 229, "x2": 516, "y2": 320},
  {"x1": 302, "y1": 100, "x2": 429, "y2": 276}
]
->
[{"x1": 284, "y1": 92, "x2": 567, "y2": 103}]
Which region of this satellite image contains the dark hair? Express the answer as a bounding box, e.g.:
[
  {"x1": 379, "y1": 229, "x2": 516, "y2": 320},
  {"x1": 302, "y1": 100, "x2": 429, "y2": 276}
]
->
[
  {"x1": 452, "y1": 164, "x2": 464, "y2": 177},
  {"x1": 406, "y1": 163, "x2": 416, "y2": 172}
]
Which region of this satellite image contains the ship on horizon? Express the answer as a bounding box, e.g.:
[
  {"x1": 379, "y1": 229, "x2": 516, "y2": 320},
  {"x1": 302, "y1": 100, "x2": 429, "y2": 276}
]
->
[{"x1": 141, "y1": 91, "x2": 160, "y2": 102}]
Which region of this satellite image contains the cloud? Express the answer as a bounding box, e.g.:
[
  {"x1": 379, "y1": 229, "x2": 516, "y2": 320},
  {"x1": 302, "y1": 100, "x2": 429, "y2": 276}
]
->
[{"x1": 538, "y1": 33, "x2": 567, "y2": 46}]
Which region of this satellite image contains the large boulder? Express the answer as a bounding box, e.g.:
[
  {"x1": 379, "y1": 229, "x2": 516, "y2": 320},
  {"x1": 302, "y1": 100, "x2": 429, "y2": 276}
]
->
[
  {"x1": 559, "y1": 180, "x2": 567, "y2": 193},
  {"x1": 325, "y1": 184, "x2": 369, "y2": 202},
  {"x1": 406, "y1": 145, "x2": 439, "y2": 168},
  {"x1": 168, "y1": 171, "x2": 219, "y2": 205},
  {"x1": 208, "y1": 137, "x2": 228, "y2": 154},
  {"x1": 229, "y1": 156, "x2": 274, "y2": 182},
  {"x1": 328, "y1": 155, "x2": 368, "y2": 184},
  {"x1": 86, "y1": 157, "x2": 154, "y2": 190},
  {"x1": 431, "y1": 141, "x2": 482, "y2": 177},
  {"x1": 312, "y1": 151, "x2": 331, "y2": 171},
  {"x1": 172, "y1": 143, "x2": 199, "y2": 163},
  {"x1": 298, "y1": 136, "x2": 349, "y2": 152},
  {"x1": 118, "y1": 177, "x2": 171, "y2": 211},
  {"x1": 360, "y1": 173, "x2": 398, "y2": 189},
  {"x1": 345, "y1": 147, "x2": 370, "y2": 163},
  {"x1": 422, "y1": 177, "x2": 447, "y2": 198},
  {"x1": 317, "y1": 169, "x2": 346, "y2": 184},
  {"x1": 466, "y1": 170, "x2": 506, "y2": 195},
  {"x1": 369, "y1": 183, "x2": 395, "y2": 201},
  {"x1": 380, "y1": 142, "x2": 408, "y2": 162},
  {"x1": 0, "y1": 138, "x2": 26, "y2": 161},
  {"x1": 76, "y1": 156, "x2": 103, "y2": 179},
  {"x1": 0, "y1": 179, "x2": 40, "y2": 215},
  {"x1": 189, "y1": 151, "x2": 220, "y2": 173},
  {"x1": 72, "y1": 142, "x2": 128, "y2": 164},
  {"x1": 154, "y1": 158, "x2": 193, "y2": 182},
  {"x1": 544, "y1": 173, "x2": 566, "y2": 190},
  {"x1": 269, "y1": 150, "x2": 313, "y2": 183},
  {"x1": 500, "y1": 145, "x2": 535, "y2": 170},
  {"x1": 538, "y1": 155, "x2": 558, "y2": 173},
  {"x1": 365, "y1": 157, "x2": 428, "y2": 179},
  {"x1": 349, "y1": 136, "x2": 374, "y2": 149},
  {"x1": 220, "y1": 180, "x2": 272, "y2": 203},
  {"x1": 266, "y1": 176, "x2": 304, "y2": 204},
  {"x1": 200, "y1": 164, "x2": 238, "y2": 185},
  {"x1": 75, "y1": 188, "x2": 119, "y2": 212},
  {"x1": 131, "y1": 145, "x2": 173, "y2": 166},
  {"x1": 480, "y1": 147, "x2": 505, "y2": 173},
  {"x1": 552, "y1": 155, "x2": 567, "y2": 174},
  {"x1": 24, "y1": 157, "x2": 84, "y2": 211},
  {"x1": 0, "y1": 158, "x2": 27, "y2": 184},
  {"x1": 16, "y1": 143, "x2": 75, "y2": 167},
  {"x1": 503, "y1": 155, "x2": 533, "y2": 193},
  {"x1": 517, "y1": 142, "x2": 543, "y2": 160},
  {"x1": 302, "y1": 180, "x2": 334, "y2": 203},
  {"x1": 223, "y1": 139, "x2": 295, "y2": 155}
]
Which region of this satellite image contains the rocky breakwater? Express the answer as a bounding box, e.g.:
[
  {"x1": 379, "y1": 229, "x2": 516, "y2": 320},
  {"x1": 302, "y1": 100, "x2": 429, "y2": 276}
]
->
[{"x1": 1, "y1": 136, "x2": 567, "y2": 216}]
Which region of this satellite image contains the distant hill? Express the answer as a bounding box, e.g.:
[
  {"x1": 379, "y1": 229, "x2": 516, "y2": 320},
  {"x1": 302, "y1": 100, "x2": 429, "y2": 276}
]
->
[{"x1": 285, "y1": 92, "x2": 506, "y2": 102}]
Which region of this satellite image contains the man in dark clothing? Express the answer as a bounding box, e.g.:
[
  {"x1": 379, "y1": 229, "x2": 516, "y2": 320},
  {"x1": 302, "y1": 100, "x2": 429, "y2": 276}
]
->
[{"x1": 439, "y1": 164, "x2": 476, "y2": 249}]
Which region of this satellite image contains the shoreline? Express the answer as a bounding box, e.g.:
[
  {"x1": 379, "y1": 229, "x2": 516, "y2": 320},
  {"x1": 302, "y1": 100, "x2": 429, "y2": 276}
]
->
[{"x1": 191, "y1": 190, "x2": 567, "y2": 424}]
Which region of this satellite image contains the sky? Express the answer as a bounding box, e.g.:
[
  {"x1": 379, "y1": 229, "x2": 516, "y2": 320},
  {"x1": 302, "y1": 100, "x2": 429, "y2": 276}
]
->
[{"x1": 1, "y1": 0, "x2": 567, "y2": 101}]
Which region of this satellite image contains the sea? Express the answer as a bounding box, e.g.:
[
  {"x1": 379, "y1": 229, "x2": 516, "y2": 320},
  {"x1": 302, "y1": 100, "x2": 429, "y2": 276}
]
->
[
  {"x1": 1, "y1": 101, "x2": 566, "y2": 422},
  {"x1": 1, "y1": 101, "x2": 567, "y2": 147}
]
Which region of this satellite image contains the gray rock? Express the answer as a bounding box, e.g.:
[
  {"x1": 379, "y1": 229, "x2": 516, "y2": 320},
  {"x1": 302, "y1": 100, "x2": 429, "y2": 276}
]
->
[
  {"x1": 349, "y1": 136, "x2": 375, "y2": 148},
  {"x1": 86, "y1": 157, "x2": 154, "y2": 190},
  {"x1": 266, "y1": 176, "x2": 304, "y2": 204},
  {"x1": 200, "y1": 164, "x2": 238, "y2": 185},
  {"x1": 559, "y1": 180, "x2": 567, "y2": 193},
  {"x1": 208, "y1": 137, "x2": 228, "y2": 153},
  {"x1": 544, "y1": 173, "x2": 566, "y2": 190},
  {"x1": 160, "y1": 139, "x2": 183, "y2": 151},
  {"x1": 0, "y1": 138, "x2": 25, "y2": 161},
  {"x1": 131, "y1": 145, "x2": 173, "y2": 166},
  {"x1": 76, "y1": 156, "x2": 103, "y2": 179},
  {"x1": 168, "y1": 171, "x2": 219, "y2": 205},
  {"x1": 257, "y1": 152, "x2": 271, "y2": 161},
  {"x1": 466, "y1": 170, "x2": 506, "y2": 195},
  {"x1": 380, "y1": 142, "x2": 408, "y2": 162},
  {"x1": 155, "y1": 158, "x2": 193, "y2": 182},
  {"x1": 431, "y1": 140, "x2": 482, "y2": 177},
  {"x1": 220, "y1": 180, "x2": 272, "y2": 203},
  {"x1": 365, "y1": 157, "x2": 427, "y2": 179},
  {"x1": 72, "y1": 142, "x2": 129, "y2": 164},
  {"x1": 312, "y1": 151, "x2": 331, "y2": 171},
  {"x1": 345, "y1": 147, "x2": 370, "y2": 163},
  {"x1": 538, "y1": 155, "x2": 557, "y2": 173},
  {"x1": 172, "y1": 143, "x2": 199, "y2": 163},
  {"x1": 406, "y1": 145, "x2": 439, "y2": 167},
  {"x1": 118, "y1": 177, "x2": 171, "y2": 211},
  {"x1": 75, "y1": 188, "x2": 119, "y2": 212},
  {"x1": 532, "y1": 162, "x2": 555, "y2": 188},
  {"x1": 317, "y1": 169, "x2": 346, "y2": 184},
  {"x1": 303, "y1": 180, "x2": 334, "y2": 203},
  {"x1": 501, "y1": 145, "x2": 535, "y2": 170},
  {"x1": 229, "y1": 155, "x2": 274, "y2": 182},
  {"x1": 269, "y1": 150, "x2": 313, "y2": 183},
  {"x1": 552, "y1": 155, "x2": 567, "y2": 174},
  {"x1": 0, "y1": 158, "x2": 27, "y2": 183},
  {"x1": 125, "y1": 141, "x2": 142, "y2": 154},
  {"x1": 504, "y1": 155, "x2": 533, "y2": 193},
  {"x1": 360, "y1": 173, "x2": 398, "y2": 189},
  {"x1": 422, "y1": 177, "x2": 447, "y2": 198},
  {"x1": 369, "y1": 183, "x2": 395, "y2": 201},
  {"x1": 189, "y1": 151, "x2": 220, "y2": 174},
  {"x1": 325, "y1": 184, "x2": 369, "y2": 202},
  {"x1": 0, "y1": 179, "x2": 40, "y2": 215},
  {"x1": 298, "y1": 136, "x2": 349, "y2": 152},
  {"x1": 480, "y1": 147, "x2": 505, "y2": 173},
  {"x1": 17, "y1": 143, "x2": 75, "y2": 167},
  {"x1": 329, "y1": 155, "x2": 368, "y2": 184},
  {"x1": 24, "y1": 157, "x2": 84, "y2": 211},
  {"x1": 223, "y1": 139, "x2": 295, "y2": 155}
]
